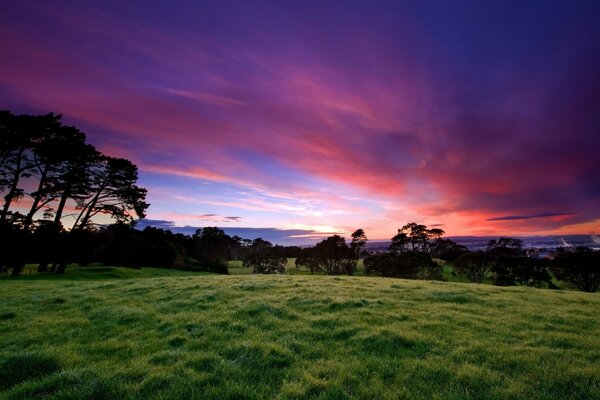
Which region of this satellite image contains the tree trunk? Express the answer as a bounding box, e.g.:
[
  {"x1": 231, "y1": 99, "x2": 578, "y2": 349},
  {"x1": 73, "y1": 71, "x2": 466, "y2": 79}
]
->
[
  {"x1": 53, "y1": 187, "x2": 70, "y2": 226},
  {"x1": 37, "y1": 262, "x2": 49, "y2": 273},
  {"x1": 54, "y1": 263, "x2": 67, "y2": 274},
  {"x1": 1, "y1": 149, "x2": 24, "y2": 221},
  {"x1": 10, "y1": 262, "x2": 24, "y2": 276},
  {"x1": 24, "y1": 167, "x2": 49, "y2": 230}
]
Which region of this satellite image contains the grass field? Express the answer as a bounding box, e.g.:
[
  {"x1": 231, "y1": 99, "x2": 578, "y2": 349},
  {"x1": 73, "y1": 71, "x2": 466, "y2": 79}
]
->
[{"x1": 1, "y1": 266, "x2": 599, "y2": 399}]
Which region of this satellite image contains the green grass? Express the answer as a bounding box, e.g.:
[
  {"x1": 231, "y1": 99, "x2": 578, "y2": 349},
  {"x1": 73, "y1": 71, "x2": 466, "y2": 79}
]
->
[{"x1": 1, "y1": 267, "x2": 599, "y2": 399}]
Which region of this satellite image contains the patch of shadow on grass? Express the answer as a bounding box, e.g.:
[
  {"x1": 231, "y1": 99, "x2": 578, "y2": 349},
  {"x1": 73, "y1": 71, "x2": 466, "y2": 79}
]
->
[
  {"x1": 149, "y1": 350, "x2": 180, "y2": 366},
  {"x1": 210, "y1": 320, "x2": 248, "y2": 334},
  {"x1": 126, "y1": 287, "x2": 150, "y2": 295},
  {"x1": 235, "y1": 303, "x2": 297, "y2": 321},
  {"x1": 355, "y1": 331, "x2": 430, "y2": 358},
  {"x1": 222, "y1": 342, "x2": 294, "y2": 371},
  {"x1": 328, "y1": 299, "x2": 370, "y2": 311},
  {"x1": 168, "y1": 335, "x2": 187, "y2": 348},
  {"x1": 5, "y1": 370, "x2": 127, "y2": 400},
  {"x1": 430, "y1": 291, "x2": 476, "y2": 304},
  {"x1": 236, "y1": 283, "x2": 275, "y2": 291},
  {"x1": 186, "y1": 353, "x2": 222, "y2": 373},
  {"x1": 0, "y1": 312, "x2": 16, "y2": 320},
  {"x1": 43, "y1": 297, "x2": 66, "y2": 305},
  {"x1": 0, "y1": 352, "x2": 61, "y2": 389}
]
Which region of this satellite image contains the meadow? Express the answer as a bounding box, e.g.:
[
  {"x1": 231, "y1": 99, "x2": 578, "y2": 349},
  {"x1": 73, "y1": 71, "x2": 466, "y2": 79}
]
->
[{"x1": 1, "y1": 265, "x2": 599, "y2": 399}]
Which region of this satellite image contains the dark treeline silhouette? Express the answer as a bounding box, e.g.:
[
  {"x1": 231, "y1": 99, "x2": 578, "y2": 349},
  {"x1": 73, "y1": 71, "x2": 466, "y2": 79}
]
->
[
  {"x1": 2, "y1": 110, "x2": 599, "y2": 291},
  {"x1": 1, "y1": 110, "x2": 149, "y2": 275}
]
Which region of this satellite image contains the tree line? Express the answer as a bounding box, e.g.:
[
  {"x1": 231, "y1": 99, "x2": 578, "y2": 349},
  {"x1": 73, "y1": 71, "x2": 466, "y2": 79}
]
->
[
  {"x1": 0, "y1": 110, "x2": 149, "y2": 274},
  {"x1": 1, "y1": 110, "x2": 598, "y2": 292}
]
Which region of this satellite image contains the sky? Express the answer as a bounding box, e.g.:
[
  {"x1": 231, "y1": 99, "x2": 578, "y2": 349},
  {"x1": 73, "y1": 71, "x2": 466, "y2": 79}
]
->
[{"x1": 1, "y1": 0, "x2": 599, "y2": 244}]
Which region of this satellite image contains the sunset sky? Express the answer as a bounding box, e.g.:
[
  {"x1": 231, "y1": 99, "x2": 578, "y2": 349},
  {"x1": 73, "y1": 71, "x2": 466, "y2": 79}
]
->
[{"x1": 1, "y1": 1, "x2": 599, "y2": 243}]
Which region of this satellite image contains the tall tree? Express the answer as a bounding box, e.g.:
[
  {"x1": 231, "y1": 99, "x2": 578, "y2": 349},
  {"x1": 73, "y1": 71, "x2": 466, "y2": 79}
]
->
[
  {"x1": 242, "y1": 238, "x2": 287, "y2": 274},
  {"x1": 23, "y1": 115, "x2": 84, "y2": 230},
  {"x1": 350, "y1": 228, "x2": 368, "y2": 258},
  {"x1": 0, "y1": 112, "x2": 38, "y2": 221},
  {"x1": 50, "y1": 126, "x2": 99, "y2": 228},
  {"x1": 314, "y1": 235, "x2": 356, "y2": 275},
  {"x1": 73, "y1": 157, "x2": 148, "y2": 230}
]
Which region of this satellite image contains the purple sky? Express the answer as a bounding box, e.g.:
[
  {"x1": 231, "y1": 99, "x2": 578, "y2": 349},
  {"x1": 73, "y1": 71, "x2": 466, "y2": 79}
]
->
[{"x1": 1, "y1": 0, "x2": 599, "y2": 243}]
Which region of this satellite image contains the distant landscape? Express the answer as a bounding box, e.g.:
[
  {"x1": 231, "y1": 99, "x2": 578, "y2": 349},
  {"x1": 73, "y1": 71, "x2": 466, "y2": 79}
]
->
[{"x1": 2, "y1": 1, "x2": 600, "y2": 399}]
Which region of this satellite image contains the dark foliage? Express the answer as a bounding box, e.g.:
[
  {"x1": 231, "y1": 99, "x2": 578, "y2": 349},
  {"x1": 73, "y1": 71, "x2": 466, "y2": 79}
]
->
[
  {"x1": 0, "y1": 352, "x2": 61, "y2": 390},
  {"x1": 295, "y1": 235, "x2": 356, "y2": 275},
  {"x1": 242, "y1": 238, "x2": 287, "y2": 274},
  {"x1": 295, "y1": 247, "x2": 320, "y2": 274},
  {"x1": 551, "y1": 247, "x2": 600, "y2": 292},
  {"x1": 453, "y1": 252, "x2": 491, "y2": 283},
  {"x1": 491, "y1": 256, "x2": 553, "y2": 287},
  {"x1": 364, "y1": 252, "x2": 443, "y2": 280}
]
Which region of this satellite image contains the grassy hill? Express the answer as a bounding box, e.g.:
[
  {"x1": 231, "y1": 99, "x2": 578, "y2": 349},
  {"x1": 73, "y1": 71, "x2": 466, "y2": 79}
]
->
[{"x1": 1, "y1": 267, "x2": 599, "y2": 399}]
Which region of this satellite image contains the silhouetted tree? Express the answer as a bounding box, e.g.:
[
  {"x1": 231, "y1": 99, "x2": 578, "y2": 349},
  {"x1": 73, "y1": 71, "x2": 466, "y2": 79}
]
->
[
  {"x1": 0, "y1": 111, "x2": 39, "y2": 221},
  {"x1": 551, "y1": 247, "x2": 600, "y2": 292},
  {"x1": 73, "y1": 157, "x2": 148, "y2": 230},
  {"x1": 389, "y1": 230, "x2": 409, "y2": 253},
  {"x1": 433, "y1": 239, "x2": 468, "y2": 261},
  {"x1": 390, "y1": 223, "x2": 445, "y2": 254},
  {"x1": 491, "y1": 256, "x2": 552, "y2": 287},
  {"x1": 193, "y1": 227, "x2": 231, "y2": 273},
  {"x1": 364, "y1": 252, "x2": 443, "y2": 280},
  {"x1": 242, "y1": 238, "x2": 287, "y2": 274},
  {"x1": 486, "y1": 237, "x2": 526, "y2": 257},
  {"x1": 295, "y1": 247, "x2": 320, "y2": 274},
  {"x1": 315, "y1": 235, "x2": 356, "y2": 275},
  {"x1": 350, "y1": 228, "x2": 368, "y2": 258},
  {"x1": 453, "y1": 252, "x2": 491, "y2": 283},
  {"x1": 22, "y1": 115, "x2": 82, "y2": 230}
]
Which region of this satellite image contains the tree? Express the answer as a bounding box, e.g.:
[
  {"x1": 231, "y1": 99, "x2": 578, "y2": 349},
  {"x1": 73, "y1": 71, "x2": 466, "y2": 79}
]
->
[
  {"x1": 390, "y1": 223, "x2": 446, "y2": 254},
  {"x1": 453, "y1": 252, "x2": 491, "y2": 283},
  {"x1": 73, "y1": 157, "x2": 148, "y2": 230},
  {"x1": 432, "y1": 239, "x2": 468, "y2": 261},
  {"x1": 313, "y1": 235, "x2": 356, "y2": 275},
  {"x1": 21, "y1": 114, "x2": 79, "y2": 230},
  {"x1": 551, "y1": 247, "x2": 600, "y2": 292},
  {"x1": 49, "y1": 128, "x2": 99, "y2": 229},
  {"x1": 193, "y1": 227, "x2": 231, "y2": 273},
  {"x1": 295, "y1": 247, "x2": 320, "y2": 274},
  {"x1": 389, "y1": 230, "x2": 409, "y2": 253},
  {"x1": 0, "y1": 111, "x2": 39, "y2": 221},
  {"x1": 491, "y1": 256, "x2": 552, "y2": 287},
  {"x1": 486, "y1": 237, "x2": 526, "y2": 257},
  {"x1": 350, "y1": 228, "x2": 368, "y2": 258},
  {"x1": 364, "y1": 252, "x2": 443, "y2": 280},
  {"x1": 242, "y1": 238, "x2": 287, "y2": 274}
]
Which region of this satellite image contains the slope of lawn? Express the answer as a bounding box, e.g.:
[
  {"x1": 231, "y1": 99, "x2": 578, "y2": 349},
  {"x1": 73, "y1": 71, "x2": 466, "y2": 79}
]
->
[{"x1": 1, "y1": 268, "x2": 599, "y2": 399}]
